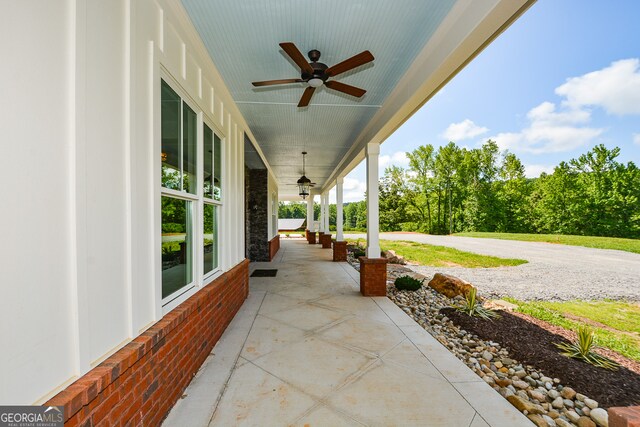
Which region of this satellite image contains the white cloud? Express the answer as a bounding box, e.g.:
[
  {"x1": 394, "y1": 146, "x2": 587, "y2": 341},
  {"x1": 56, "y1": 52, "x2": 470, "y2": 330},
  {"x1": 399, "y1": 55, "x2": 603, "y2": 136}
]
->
[
  {"x1": 492, "y1": 101, "x2": 603, "y2": 154},
  {"x1": 524, "y1": 164, "x2": 554, "y2": 178},
  {"x1": 379, "y1": 151, "x2": 409, "y2": 170},
  {"x1": 556, "y1": 58, "x2": 640, "y2": 115},
  {"x1": 634, "y1": 133, "x2": 640, "y2": 146},
  {"x1": 342, "y1": 177, "x2": 366, "y2": 202},
  {"x1": 441, "y1": 119, "x2": 489, "y2": 141}
]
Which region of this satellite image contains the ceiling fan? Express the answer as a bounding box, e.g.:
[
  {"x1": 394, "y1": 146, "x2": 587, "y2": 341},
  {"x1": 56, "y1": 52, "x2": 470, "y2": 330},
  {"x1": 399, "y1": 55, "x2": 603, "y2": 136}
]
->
[{"x1": 252, "y1": 42, "x2": 374, "y2": 107}]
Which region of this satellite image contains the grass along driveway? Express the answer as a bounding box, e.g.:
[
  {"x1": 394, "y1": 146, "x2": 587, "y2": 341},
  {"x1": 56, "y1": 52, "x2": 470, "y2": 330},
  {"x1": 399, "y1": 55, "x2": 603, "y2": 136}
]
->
[
  {"x1": 504, "y1": 298, "x2": 640, "y2": 362},
  {"x1": 347, "y1": 238, "x2": 527, "y2": 268},
  {"x1": 455, "y1": 232, "x2": 640, "y2": 254}
]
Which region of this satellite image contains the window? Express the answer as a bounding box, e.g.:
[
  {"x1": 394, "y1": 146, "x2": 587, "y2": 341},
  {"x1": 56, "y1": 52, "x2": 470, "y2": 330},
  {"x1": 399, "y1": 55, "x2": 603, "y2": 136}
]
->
[
  {"x1": 203, "y1": 204, "x2": 218, "y2": 275},
  {"x1": 203, "y1": 123, "x2": 222, "y2": 277},
  {"x1": 161, "y1": 197, "x2": 192, "y2": 298},
  {"x1": 160, "y1": 80, "x2": 198, "y2": 301},
  {"x1": 161, "y1": 78, "x2": 223, "y2": 305}
]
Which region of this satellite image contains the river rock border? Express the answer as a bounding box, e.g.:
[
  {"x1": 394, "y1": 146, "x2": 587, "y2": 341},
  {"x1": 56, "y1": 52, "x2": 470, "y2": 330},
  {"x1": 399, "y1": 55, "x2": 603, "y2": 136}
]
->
[{"x1": 347, "y1": 252, "x2": 609, "y2": 427}]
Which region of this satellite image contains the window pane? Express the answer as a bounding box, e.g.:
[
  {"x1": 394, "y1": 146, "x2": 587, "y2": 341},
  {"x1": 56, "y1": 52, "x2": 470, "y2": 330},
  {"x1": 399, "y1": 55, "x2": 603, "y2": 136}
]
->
[
  {"x1": 203, "y1": 203, "x2": 218, "y2": 275},
  {"x1": 213, "y1": 134, "x2": 222, "y2": 200},
  {"x1": 183, "y1": 103, "x2": 197, "y2": 194},
  {"x1": 161, "y1": 81, "x2": 181, "y2": 191},
  {"x1": 203, "y1": 125, "x2": 213, "y2": 199},
  {"x1": 161, "y1": 196, "x2": 192, "y2": 299}
]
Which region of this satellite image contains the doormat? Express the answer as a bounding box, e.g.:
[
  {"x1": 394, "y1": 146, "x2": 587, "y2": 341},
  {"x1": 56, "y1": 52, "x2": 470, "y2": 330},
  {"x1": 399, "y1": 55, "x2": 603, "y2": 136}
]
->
[{"x1": 251, "y1": 269, "x2": 278, "y2": 277}]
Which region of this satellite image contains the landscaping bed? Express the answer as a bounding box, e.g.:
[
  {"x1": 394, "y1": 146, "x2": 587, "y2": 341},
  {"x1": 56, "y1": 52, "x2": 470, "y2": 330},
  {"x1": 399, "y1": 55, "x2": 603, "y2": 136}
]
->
[
  {"x1": 347, "y1": 242, "x2": 640, "y2": 425},
  {"x1": 442, "y1": 308, "x2": 640, "y2": 408}
]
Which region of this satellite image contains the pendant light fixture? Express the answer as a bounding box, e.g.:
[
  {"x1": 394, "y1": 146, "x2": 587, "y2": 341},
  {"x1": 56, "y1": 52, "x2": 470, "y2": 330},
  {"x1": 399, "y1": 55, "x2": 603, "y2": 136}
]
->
[{"x1": 297, "y1": 151, "x2": 311, "y2": 199}]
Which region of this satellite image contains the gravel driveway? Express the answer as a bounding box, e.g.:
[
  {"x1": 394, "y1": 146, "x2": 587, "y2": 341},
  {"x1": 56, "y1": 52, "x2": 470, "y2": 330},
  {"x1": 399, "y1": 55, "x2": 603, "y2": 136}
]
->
[{"x1": 345, "y1": 232, "x2": 640, "y2": 301}]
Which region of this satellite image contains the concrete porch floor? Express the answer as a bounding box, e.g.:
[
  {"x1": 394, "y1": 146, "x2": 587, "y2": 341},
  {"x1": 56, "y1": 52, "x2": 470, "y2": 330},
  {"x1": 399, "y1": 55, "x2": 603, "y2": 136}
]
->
[{"x1": 164, "y1": 239, "x2": 531, "y2": 427}]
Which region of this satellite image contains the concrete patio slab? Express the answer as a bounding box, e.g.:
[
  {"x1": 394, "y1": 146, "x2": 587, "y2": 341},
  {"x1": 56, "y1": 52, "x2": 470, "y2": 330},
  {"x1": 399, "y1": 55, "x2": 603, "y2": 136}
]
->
[{"x1": 163, "y1": 239, "x2": 531, "y2": 427}]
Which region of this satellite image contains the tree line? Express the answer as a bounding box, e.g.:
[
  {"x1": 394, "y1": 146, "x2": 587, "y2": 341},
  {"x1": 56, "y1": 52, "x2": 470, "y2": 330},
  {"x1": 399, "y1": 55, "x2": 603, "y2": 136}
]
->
[
  {"x1": 382, "y1": 141, "x2": 639, "y2": 237},
  {"x1": 279, "y1": 142, "x2": 639, "y2": 238},
  {"x1": 278, "y1": 200, "x2": 366, "y2": 231}
]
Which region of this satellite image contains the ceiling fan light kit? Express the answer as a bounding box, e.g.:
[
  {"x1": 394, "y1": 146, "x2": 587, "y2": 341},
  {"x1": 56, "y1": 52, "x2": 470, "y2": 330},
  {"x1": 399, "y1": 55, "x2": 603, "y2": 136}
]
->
[{"x1": 252, "y1": 42, "x2": 374, "y2": 107}]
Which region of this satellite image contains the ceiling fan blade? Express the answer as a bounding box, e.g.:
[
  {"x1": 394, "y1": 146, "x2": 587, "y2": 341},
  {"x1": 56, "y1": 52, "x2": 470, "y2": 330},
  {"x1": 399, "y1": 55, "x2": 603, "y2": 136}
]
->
[
  {"x1": 325, "y1": 50, "x2": 374, "y2": 77},
  {"x1": 252, "y1": 78, "x2": 303, "y2": 87},
  {"x1": 298, "y1": 87, "x2": 315, "y2": 107},
  {"x1": 325, "y1": 80, "x2": 366, "y2": 98},
  {"x1": 280, "y1": 42, "x2": 314, "y2": 74}
]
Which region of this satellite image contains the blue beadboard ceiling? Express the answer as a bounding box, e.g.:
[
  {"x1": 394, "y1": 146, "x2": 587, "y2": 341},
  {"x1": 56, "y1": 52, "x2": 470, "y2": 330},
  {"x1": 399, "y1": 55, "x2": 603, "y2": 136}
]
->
[{"x1": 182, "y1": 0, "x2": 457, "y2": 192}]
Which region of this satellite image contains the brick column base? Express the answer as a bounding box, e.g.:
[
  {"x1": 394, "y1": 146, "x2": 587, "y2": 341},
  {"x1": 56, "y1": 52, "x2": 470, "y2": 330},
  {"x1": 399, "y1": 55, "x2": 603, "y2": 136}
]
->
[
  {"x1": 333, "y1": 241, "x2": 347, "y2": 261},
  {"x1": 359, "y1": 257, "x2": 388, "y2": 296},
  {"x1": 609, "y1": 406, "x2": 640, "y2": 427},
  {"x1": 307, "y1": 231, "x2": 316, "y2": 244},
  {"x1": 321, "y1": 233, "x2": 332, "y2": 248},
  {"x1": 317, "y1": 232, "x2": 324, "y2": 245}
]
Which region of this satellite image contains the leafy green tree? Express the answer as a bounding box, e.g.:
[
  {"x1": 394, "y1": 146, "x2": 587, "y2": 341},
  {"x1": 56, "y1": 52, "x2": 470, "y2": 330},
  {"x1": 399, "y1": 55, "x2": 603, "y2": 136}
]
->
[
  {"x1": 406, "y1": 145, "x2": 435, "y2": 232},
  {"x1": 379, "y1": 166, "x2": 410, "y2": 231}
]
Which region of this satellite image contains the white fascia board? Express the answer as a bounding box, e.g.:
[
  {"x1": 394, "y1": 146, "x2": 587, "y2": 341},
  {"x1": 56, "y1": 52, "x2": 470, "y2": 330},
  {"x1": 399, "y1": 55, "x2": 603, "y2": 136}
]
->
[{"x1": 321, "y1": 0, "x2": 536, "y2": 193}]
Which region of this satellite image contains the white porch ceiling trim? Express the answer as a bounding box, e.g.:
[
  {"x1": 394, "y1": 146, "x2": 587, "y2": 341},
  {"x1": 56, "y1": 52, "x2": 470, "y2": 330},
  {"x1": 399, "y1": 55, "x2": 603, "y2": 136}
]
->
[{"x1": 321, "y1": 0, "x2": 536, "y2": 193}]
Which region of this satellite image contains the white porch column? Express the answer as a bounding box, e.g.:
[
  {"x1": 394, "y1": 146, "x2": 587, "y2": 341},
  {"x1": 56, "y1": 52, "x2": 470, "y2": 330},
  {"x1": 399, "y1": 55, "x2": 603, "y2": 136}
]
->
[
  {"x1": 366, "y1": 143, "x2": 381, "y2": 258},
  {"x1": 307, "y1": 195, "x2": 314, "y2": 231},
  {"x1": 324, "y1": 192, "x2": 330, "y2": 234},
  {"x1": 318, "y1": 194, "x2": 325, "y2": 233},
  {"x1": 336, "y1": 178, "x2": 344, "y2": 241}
]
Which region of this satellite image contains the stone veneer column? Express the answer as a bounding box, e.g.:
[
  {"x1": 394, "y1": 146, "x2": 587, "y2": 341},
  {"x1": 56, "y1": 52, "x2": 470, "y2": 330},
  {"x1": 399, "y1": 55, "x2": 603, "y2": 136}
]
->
[{"x1": 247, "y1": 169, "x2": 269, "y2": 261}]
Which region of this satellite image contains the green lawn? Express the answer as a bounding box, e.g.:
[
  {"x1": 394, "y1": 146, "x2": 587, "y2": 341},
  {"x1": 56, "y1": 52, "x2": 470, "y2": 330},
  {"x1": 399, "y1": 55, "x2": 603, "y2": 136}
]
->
[
  {"x1": 347, "y1": 238, "x2": 527, "y2": 268},
  {"x1": 504, "y1": 298, "x2": 640, "y2": 361},
  {"x1": 455, "y1": 232, "x2": 640, "y2": 254}
]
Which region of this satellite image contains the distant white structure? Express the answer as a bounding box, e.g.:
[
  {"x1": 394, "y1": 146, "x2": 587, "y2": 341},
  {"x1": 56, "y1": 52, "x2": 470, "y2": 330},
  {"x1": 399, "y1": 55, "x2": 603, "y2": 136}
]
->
[{"x1": 278, "y1": 218, "x2": 306, "y2": 231}]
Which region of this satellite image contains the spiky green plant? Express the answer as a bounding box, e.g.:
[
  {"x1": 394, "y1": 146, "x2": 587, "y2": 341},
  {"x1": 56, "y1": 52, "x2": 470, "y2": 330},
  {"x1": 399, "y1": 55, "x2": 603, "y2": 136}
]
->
[
  {"x1": 453, "y1": 288, "x2": 499, "y2": 320},
  {"x1": 555, "y1": 326, "x2": 620, "y2": 370}
]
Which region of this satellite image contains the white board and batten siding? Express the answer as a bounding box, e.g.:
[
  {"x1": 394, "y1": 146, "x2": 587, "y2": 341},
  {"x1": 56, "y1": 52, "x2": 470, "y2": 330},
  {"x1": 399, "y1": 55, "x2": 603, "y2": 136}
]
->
[{"x1": 0, "y1": 0, "x2": 275, "y2": 404}]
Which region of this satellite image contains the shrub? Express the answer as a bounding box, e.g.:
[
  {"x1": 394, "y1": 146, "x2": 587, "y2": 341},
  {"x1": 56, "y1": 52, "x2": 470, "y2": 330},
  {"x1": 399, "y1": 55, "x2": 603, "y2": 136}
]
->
[
  {"x1": 453, "y1": 287, "x2": 499, "y2": 319},
  {"x1": 350, "y1": 246, "x2": 366, "y2": 258},
  {"x1": 395, "y1": 275, "x2": 423, "y2": 291},
  {"x1": 555, "y1": 326, "x2": 620, "y2": 370},
  {"x1": 162, "y1": 223, "x2": 184, "y2": 233}
]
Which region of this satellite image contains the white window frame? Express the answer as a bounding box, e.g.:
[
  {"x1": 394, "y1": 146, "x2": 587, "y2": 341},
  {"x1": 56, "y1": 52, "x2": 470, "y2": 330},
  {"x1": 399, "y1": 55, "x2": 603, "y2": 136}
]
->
[
  {"x1": 159, "y1": 77, "x2": 200, "y2": 311},
  {"x1": 202, "y1": 117, "x2": 224, "y2": 283},
  {"x1": 157, "y1": 70, "x2": 228, "y2": 315}
]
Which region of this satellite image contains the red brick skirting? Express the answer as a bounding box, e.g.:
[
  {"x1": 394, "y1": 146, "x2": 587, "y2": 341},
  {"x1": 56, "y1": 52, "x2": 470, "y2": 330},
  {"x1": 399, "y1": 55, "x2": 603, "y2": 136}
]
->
[
  {"x1": 610, "y1": 406, "x2": 640, "y2": 427},
  {"x1": 317, "y1": 232, "x2": 324, "y2": 244},
  {"x1": 332, "y1": 241, "x2": 347, "y2": 261},
  {"x1": 359, "y1": 257, "x2": 388, "y2": 296},
  {"x1": 269, "y1": 235, "x2": 280, "y2": 260},
  {"x1": 46, "y1": 259, "x2": 250, "y2": 427},
  {"x1": 321, "y1": 233, "x2": 332, "y2": 249}
]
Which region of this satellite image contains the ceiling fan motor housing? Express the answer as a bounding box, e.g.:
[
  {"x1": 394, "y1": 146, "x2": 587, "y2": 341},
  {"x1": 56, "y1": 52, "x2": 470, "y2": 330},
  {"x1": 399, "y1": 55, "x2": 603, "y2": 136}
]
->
[{"x1": 302, "y1": 61, "x2": 328, "y2": 82}]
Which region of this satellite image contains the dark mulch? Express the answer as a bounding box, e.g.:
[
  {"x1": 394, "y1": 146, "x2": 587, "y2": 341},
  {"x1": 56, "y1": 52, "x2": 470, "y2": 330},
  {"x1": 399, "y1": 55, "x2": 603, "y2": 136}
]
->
[{"x1": 441, "y1": 308, "x2": 640, "y2": 408}]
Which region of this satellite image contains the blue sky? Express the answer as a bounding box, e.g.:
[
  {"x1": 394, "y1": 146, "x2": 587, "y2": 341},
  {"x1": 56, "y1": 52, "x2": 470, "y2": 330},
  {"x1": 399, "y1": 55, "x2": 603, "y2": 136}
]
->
[{"x1": 335, "y1": 0, "x2": 640, "y2": 202}]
